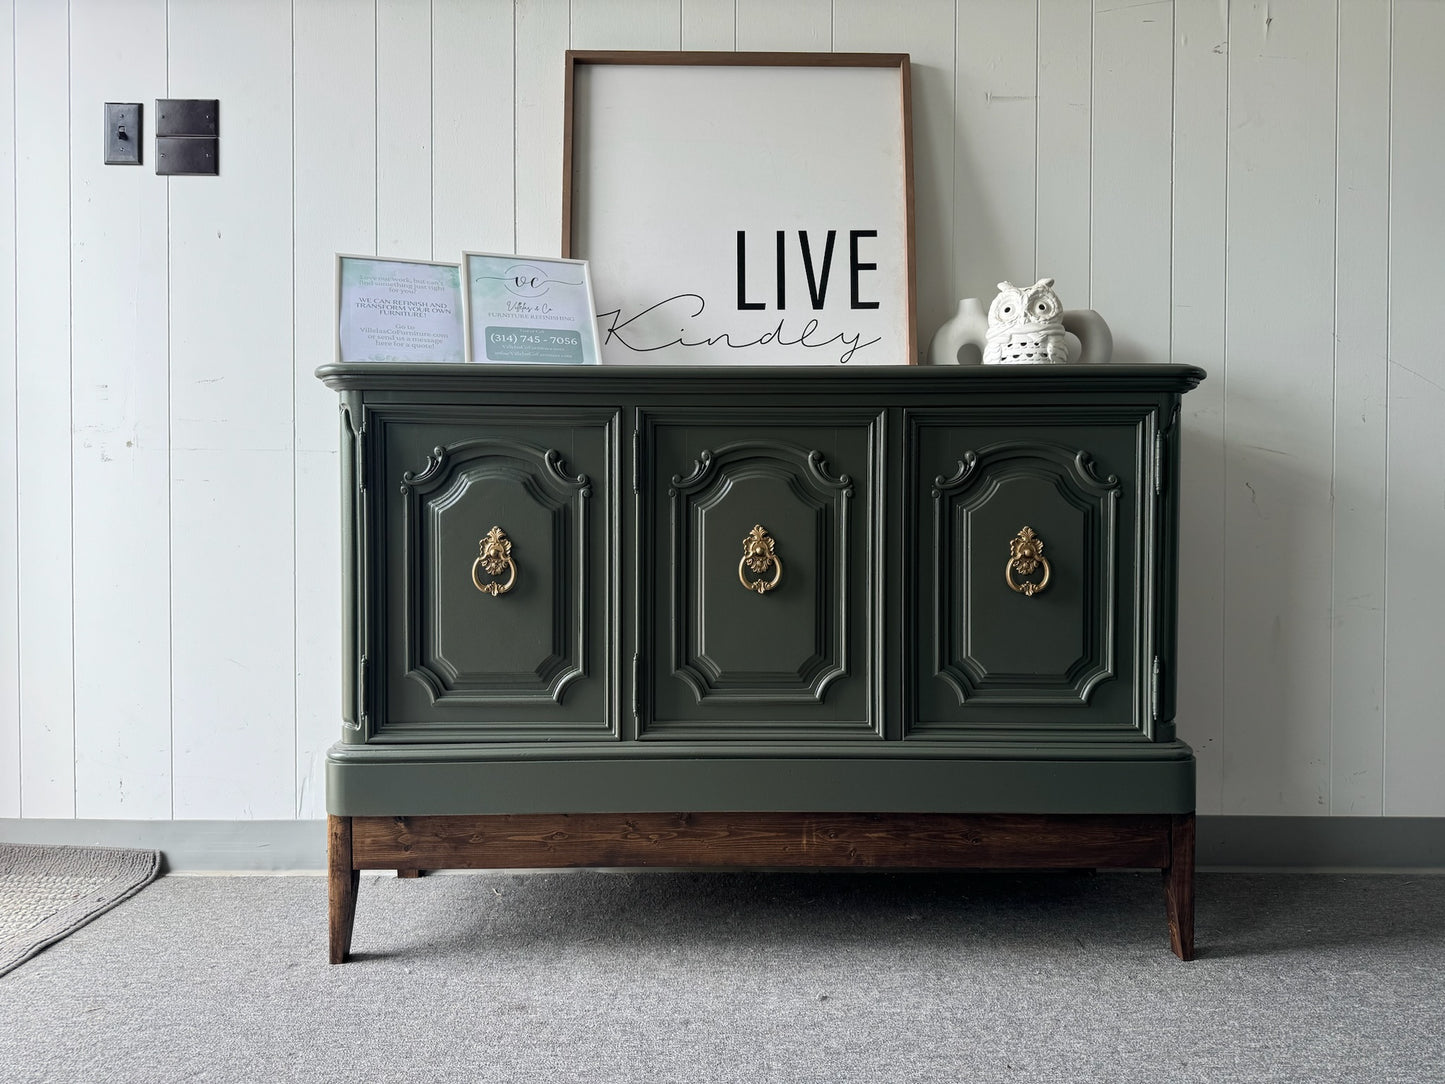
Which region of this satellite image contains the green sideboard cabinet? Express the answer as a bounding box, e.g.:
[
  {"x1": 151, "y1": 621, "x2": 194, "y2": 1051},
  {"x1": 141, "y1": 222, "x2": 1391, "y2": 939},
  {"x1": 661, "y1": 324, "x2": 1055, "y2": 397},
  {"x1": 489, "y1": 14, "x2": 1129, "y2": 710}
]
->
[{"x1": 318, "y1": 362, "x2": 1205, "y2": 962}]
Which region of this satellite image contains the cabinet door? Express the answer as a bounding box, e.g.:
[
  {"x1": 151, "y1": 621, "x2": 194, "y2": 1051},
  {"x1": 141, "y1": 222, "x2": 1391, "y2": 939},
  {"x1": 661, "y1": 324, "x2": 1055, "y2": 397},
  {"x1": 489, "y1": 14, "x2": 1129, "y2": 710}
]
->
[
  {"x1": 639, "y1": 410, "x2": 883, "y2": 739},
  {"x1": 908, "y1": 410, "x2": 1156, "y2": 739},
  {"x1": 373, "y1": 408, "x2": 618, "y2": 740}
]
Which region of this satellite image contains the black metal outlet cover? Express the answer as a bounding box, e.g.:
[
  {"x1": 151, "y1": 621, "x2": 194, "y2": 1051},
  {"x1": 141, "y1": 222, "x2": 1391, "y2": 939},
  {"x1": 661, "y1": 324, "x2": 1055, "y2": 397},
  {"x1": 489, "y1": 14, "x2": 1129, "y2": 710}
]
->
[
  {"x1": 155, "y1": 99, "x2": 218, "y2": 137},
  {"x1": 156, "y1": 136, "x2": 218, "y2": 176}
]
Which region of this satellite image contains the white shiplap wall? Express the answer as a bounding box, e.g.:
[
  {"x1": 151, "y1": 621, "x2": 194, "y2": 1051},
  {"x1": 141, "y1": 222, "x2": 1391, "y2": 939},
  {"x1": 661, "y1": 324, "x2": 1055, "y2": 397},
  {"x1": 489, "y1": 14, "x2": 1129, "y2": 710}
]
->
[{"x1": 1, "y1": 0, "x2": 1441, "y2": 821}]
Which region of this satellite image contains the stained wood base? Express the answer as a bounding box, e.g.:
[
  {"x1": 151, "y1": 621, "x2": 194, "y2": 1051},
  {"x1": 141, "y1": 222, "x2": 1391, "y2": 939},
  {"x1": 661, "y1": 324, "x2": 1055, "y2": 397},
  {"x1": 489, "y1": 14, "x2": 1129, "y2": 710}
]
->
[{"x1": 327, "y1": 810, "x2": 1196, "y2": 962}]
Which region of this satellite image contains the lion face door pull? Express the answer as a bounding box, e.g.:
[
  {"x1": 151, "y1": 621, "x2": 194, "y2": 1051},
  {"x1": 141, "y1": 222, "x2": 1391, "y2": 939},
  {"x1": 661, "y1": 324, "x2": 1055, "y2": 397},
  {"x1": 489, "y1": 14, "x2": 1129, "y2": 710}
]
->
[
  {"x1": 471, "y1": 526, "x2": 518, "y2": 597},
  {"x1": 738, "y1": 524, "x2": 783, "y2": 594}
]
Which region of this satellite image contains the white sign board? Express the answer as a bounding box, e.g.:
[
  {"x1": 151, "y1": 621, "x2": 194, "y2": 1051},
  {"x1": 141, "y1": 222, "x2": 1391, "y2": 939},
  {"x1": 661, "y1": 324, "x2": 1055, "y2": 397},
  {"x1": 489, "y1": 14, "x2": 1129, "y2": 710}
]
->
[{"x1": 565, "y1": 54, "x2": 916, "y2": 366}]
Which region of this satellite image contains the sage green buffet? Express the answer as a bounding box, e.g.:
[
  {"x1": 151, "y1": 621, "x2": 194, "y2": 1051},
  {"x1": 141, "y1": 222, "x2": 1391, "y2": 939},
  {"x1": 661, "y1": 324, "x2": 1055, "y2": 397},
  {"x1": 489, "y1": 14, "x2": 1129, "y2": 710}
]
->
[{"x1": 317, "y1": 361, "x2": 1206, "y2": 962}]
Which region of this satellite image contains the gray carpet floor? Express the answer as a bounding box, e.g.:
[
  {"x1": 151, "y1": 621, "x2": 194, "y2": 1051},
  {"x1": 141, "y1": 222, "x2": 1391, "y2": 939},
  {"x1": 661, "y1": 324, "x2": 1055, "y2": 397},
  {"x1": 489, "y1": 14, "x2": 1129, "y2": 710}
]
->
[{"x1": 0, "y1": 870, "x2": 1441, "y2": 1083}]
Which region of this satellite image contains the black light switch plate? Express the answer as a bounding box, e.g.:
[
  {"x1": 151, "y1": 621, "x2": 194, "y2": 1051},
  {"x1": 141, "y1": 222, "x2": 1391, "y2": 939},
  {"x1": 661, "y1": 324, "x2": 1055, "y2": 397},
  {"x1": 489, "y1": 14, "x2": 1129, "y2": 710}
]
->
[{"x1": 104, "y1": 103, "x2": 142, "y2": 165}]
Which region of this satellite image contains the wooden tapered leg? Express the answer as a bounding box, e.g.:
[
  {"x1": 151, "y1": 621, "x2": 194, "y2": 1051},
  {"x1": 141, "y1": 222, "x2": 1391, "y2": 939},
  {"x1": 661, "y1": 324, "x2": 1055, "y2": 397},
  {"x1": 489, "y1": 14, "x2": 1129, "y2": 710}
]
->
[
  {"x1": 1163, "y1": 812, "x2": 1195, "y2": 961},
  {"x1": 328, "y1": 815, "x2": 360, "y2": 964},
  {"x1": 396, "y1": 869, "x2": 422, "y2": 878}
]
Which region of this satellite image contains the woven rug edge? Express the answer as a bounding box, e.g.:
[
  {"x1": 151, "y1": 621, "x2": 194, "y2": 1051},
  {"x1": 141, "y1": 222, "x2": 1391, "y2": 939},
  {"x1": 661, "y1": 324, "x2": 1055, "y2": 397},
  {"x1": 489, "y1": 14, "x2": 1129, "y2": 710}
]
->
[{"x1": 0, "y1": 845, "x2": 162, "y2": 978}]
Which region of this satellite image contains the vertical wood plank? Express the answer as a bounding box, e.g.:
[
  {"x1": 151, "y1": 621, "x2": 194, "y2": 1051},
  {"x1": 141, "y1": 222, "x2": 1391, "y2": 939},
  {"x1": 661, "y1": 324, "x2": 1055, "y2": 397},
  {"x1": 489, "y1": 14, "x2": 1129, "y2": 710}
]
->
[
  {"x1": 1330, "y1": 0, "x2": 1390, "y2": 816},
  {"x1": 736, "y1": 0, "x2": 830, "y2": 51},
  {"x1": 1385, "y1": 0, "x2": 1445, "y2": 816},
  {"x1": 69, "y1": 0, "x2": 171, "y2": 818},
  {"x1": 952, "y1": 0, "x2": 1036, "y2": 302},
  {"x1": 1091, "y1": 0, "x2": 1173, "y2": 364},
  {"x1": 1170, "y1": 0, "x2": 1229, "y2": 814},
  {"x1": 514, "y1": 0, "x2": 568, "y2": 256},
  {"x1": 569, "y1": 0, "x2": 682, "y2": 50},
  {"x1": 13, "y1": 0, "x2": 74, "y2": 817},
  {"x1": 169, "y1": 0, "x2": 296, "y2": 820},
  {"x1": 832, "y1": 0, "x2": 955, "y2": 357},
  {"x1": 1035, "y1": 0, "x2": 1092, "y2": 307},
  {"x1": 0, "y1": 0, "x2": 17, "y2": 817},
  {"x1": 433, "y1": 0, "x2": 513, "y2": 259},
  {"x1": 377, "y1": 0, "x2": 432, "y2": 257},
  {"x1": 1223, "y1": 0, "x2": 1337, "y2": 815},
  {"x1": 294, "y1": 0, "x2": 378, "y2": 820},
  {"x1": 682, "y1": 0, "x2": 735, "y2": 50}
]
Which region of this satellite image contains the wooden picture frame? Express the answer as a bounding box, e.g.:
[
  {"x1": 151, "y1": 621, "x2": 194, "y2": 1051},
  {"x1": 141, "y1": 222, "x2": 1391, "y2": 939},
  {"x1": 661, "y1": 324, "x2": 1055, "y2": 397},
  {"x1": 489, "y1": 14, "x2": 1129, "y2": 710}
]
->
[{"x1": 563, "y1": 51, "x2": 917, "y2": 366}]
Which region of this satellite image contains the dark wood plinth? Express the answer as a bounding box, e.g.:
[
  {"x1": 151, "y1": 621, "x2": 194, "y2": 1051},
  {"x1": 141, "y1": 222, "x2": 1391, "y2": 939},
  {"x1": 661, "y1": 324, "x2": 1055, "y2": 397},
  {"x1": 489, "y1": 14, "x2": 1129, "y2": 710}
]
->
[{"x1": 327, "y1": 810, "x2": 1196, "y2": 962}]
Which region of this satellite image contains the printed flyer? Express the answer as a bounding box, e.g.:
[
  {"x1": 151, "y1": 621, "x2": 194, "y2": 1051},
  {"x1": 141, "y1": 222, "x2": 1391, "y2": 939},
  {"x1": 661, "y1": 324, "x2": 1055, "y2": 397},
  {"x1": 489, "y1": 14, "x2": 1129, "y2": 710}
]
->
[
  {"x1": 337, "y1": 256, "x2": 465, "y2": 364},
  {"x1": 464, "y1": 253, "x2": 600, "y2": 365}
]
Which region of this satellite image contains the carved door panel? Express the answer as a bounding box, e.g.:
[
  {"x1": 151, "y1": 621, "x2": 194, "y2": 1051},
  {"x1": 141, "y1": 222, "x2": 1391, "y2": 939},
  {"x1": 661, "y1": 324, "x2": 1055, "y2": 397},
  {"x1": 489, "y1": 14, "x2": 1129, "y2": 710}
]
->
[
  {"x1": 375, "y1": 409, "x2": 618, "y2": 740},
  {"x1": 638, "y1": 411, "x2": 883, "y2": 739},
  {"x1": 908, "y1": 412, "x2": 1156, "y2": 739}
]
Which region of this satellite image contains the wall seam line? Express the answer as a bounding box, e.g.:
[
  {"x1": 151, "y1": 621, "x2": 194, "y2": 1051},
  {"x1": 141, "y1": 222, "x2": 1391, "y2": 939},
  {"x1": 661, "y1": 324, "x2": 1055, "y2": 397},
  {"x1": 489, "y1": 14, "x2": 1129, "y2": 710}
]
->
[
  {"x1": 378, "y1": 1, "x2": 384, "y2": 257},
  {"x1": 1087, "y1": 0, "x2": 1095, "y2": 310},
  {"x1": 66, "y1": 0, "x2": 75, "y2": 818},
  {"x1": 290, "y1": 0, "x2": 299, "y2": 818},
  {"x1": 1219, "y1": 0, "x2": 1231, "y2": 816},
  {"x1": 1168, "y1": 0, "x2": 1175, "y2": 365},
  {"x1": 1033, "y1": 0, "x2": 1040, "y2": 281},
  {"x1": 165, "y1": 0, "x2": 173, "y2": 820},
  {"x1": 517, "y1": 0, "x2": 523, "y2": 252},
  {"x1": 10, "y1": 0, "x2": 19, "y2": 818},
  {"x1": 429, "y1": 0, "x2": 434, "y2": 260},
  {"x1": 1328, "y1": 0, "x2": 1341, "y2": 814},
  {"x1": 1380, "y1": 0, "x2": 1393, "y2": 814}
]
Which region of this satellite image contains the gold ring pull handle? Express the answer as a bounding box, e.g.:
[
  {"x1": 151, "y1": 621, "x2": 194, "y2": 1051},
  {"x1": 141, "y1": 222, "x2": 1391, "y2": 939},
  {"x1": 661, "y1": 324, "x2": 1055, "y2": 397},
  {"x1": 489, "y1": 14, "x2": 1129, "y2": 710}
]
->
[
  {"x1": 738, "y1": 524, "x2": 783, "y2": 594},
  {"x1": 1005, "y1": 525, "x2": 1051, "y2": 597},
  {"x1": 471, "y1": 526, "x2": 517, "y2": 597}
]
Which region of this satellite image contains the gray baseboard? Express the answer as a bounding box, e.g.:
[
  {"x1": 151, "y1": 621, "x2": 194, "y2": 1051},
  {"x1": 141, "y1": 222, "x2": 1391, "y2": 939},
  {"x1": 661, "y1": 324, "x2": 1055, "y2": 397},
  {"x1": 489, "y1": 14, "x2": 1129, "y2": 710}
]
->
[
  {"x1": 0, "y1": 819, "x2": 328, "y2": 872},
  {"x1": 3, "y1": 816, "x2": 1443, "y2": 872},
  {"x1": 1198, "y1": 816, "x2": 1445, "y2": 872}
]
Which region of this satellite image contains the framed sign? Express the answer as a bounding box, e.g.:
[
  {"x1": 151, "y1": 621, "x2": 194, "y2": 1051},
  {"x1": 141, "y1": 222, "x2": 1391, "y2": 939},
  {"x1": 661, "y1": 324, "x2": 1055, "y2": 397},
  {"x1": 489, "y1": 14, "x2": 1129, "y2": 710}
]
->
[
  {"x1": 336, "y1": 255, "x2": 465, "y2": 364},
  {"x1": 462, "y1": 251, "x2": 601, "y2": 364},
  {"x1": 564, "y1": 51, "x2": 916, "y2": 366}
]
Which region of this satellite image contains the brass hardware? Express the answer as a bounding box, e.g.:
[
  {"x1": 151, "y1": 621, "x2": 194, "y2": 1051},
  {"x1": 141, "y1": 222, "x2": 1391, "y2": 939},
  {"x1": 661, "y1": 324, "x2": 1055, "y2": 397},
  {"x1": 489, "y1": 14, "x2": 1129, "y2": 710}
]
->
[
  {"x1": 471, "y1": 526, "x2": 517, "y2": 597},
  {"x1": 738, "y1": 524, "x2": 783, "y2": 594},
  {"x1": 1005, "y1": 526, "x2": 1051, "y2": 597}
]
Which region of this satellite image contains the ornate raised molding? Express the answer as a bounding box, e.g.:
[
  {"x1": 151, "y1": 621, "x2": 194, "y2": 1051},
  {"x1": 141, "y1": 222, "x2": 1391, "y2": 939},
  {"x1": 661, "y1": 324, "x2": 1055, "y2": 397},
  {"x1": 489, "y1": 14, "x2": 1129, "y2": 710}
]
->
[
  {"x1": 932, "y1": 451, "x2": 978, "y2": 499},
  {"x1": 668, "y1": 441, "x2": 851, "y2": 705},
  {"x1": 400, "y1": 438, "x2": 591, "y2": 707},
  {"x1": 400, "y1": 446, "x2": 448, "y2": 494},
  {"x1": 805, "y1": 449, "x2": 854, "y2": 498},
  {"x1": 932, "y1": 439, "x2": 1121, "y2": 707},
  {"x1": 543, "y1": 447, "x2": 591, "y2": 498},
  {"x1": 669, "y1": 450, "x2": 715, "y2": 497}
]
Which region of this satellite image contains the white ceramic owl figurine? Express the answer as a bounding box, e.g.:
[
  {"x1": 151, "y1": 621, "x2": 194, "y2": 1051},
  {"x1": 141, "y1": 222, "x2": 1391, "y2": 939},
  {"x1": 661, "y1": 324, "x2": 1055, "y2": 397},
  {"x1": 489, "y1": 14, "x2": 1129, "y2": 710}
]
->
[{"x1": 983, "y1": 278, "x2": 1069, "y2": 364}]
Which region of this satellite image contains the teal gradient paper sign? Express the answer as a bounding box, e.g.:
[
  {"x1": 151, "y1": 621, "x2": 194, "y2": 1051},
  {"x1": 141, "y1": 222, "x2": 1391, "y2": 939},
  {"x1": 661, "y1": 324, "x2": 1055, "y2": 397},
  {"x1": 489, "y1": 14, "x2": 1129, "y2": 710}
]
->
[
  {"x1": 337, "y1": 256, "x2": 465, "y2": 364},
  {"x1": 464, "y1": 252, "x2": 600, "y2": 364}
]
